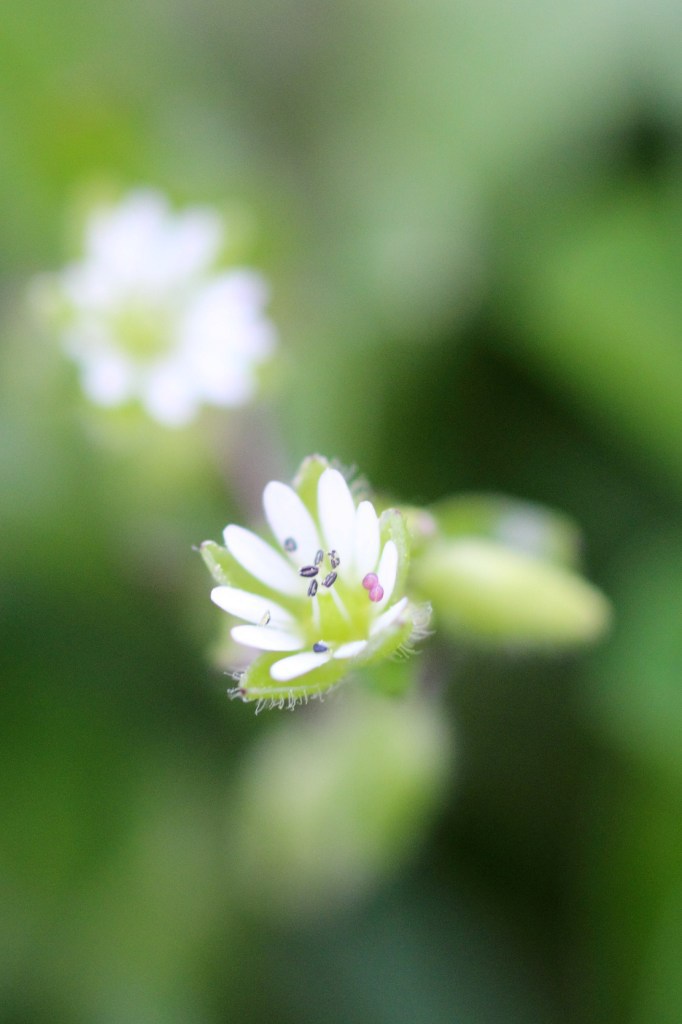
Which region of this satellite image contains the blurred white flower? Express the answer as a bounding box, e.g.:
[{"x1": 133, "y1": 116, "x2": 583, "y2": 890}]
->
[{"x1": 38, "y1": 189, "x2": 277, "y2": 425}]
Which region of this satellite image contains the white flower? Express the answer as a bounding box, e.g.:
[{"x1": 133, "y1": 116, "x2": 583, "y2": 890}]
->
[
  {"x1": 38, "y1": 189, "x2": 277, "y2": 426},
  {"x1": 201, "y1": 456, "x2": 429, "y2": 709}
]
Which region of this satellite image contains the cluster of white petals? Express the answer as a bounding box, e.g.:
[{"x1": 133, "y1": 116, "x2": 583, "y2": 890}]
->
[
  {"x1": 206, "y1": 463, "x2": 421, "y2": 706},
  {"x1": 40, "y1": 189, "x2": 276, "y2": 426}
]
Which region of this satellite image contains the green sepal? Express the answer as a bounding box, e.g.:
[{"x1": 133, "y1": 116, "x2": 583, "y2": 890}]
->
[
  {"x1": 293, "y1": 454, "x2": 330, "y2": 523},
  {"x1": 235, "y1": 601, "x2": 419, "y2": 706},
  {"x1": 199, "y1": 539, "x2": 259, "y2": 592},
  {"x1": 199, "y1": 540, "x2": 232, "y2": 585},
  {"x1": 362, "y1": 604, "x2": 416, "y2": 665},
  {"x1": 379, "y1": 508, "x2": 411, "y2": 596},
  {"x1": 237, "y1": 651, "x2": 357, "y2": 707}
]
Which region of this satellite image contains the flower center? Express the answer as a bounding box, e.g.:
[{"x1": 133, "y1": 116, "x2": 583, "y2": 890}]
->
[
  {"x1": 113, "y1": 302, "x2": 173, "y2": 359},
  {"x1": 288, "y1": 542, "x2": 379, "y2": 651}
]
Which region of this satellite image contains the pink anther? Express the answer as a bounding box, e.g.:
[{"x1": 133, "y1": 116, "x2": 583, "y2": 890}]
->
[
  {"x1": 369, "y1": 584, "x2": 384, "y2": 603},
  {"x1": 362, "y1": 572, "x2": 378, "y2": 590}
]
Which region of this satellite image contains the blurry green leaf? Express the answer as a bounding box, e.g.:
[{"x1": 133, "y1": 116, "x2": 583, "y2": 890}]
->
[
  {"x1": 634, "y1": 880, "x2": 682, "y2": 1024},
  {"x1": 586, "y1": 529, "x2": 682, "y2": 788},
  {"x1": 581, "y1": 770, "x2": 682, "y2": 1024},
  {"x1": 501, "y1": 182, "x2": 682, "y2": 495}
]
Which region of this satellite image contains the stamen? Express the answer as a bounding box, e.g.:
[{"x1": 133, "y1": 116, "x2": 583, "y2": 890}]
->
[
  {"x1": 369, "y1": 584, "x2": 384, "y2": 602},
  {"x1": 308, "y1": 579, "x2": 319, "y2": 597},
  {"x1": 299, "y1": 565, "x2": 319, "y2": 578},
  {"x1": 330, "y1": 585, "x2": 351, "y2": 621},
  {"x1": 283, "y1": 537, "x2": 297, "y2": 552},
  {"x1": 313, "y1": 641, "x2": 328, "y2": 653},
  {"x1": 329, "y1": 550, "x2": 340, "y2": 569},
  {"x1": 314, "y1": 549, "x2": 324, "y2": 565},
  {"x1": 322, "y1": 571, "x2": 337, "y2": 588},
  {"x1": 311, "y1": 594, "x2": 321, "y2": 631},
  {"x1": 259, "y1": 610, "x2": 271, "y2": 626},
  {"x1": 362, "y1": 572, "x2": 378, "y2": 590}
]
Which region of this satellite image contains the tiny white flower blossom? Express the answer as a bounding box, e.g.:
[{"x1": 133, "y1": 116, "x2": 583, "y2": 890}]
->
[
  {"x1": 201, "y1": 456, "x2": 430, "y2": 710},
  {"x1": 36, "y1": 189, "x2": 277, "y2": 426}
]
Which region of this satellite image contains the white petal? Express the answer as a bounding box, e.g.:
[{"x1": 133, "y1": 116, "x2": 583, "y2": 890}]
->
[
  {"x1": 375, "y1": 540, "x2": 399, "y2": 605},
  {"x1": 142, "y1": 361, "x2": 198, "y2": 426},
  {"x1": 224, "y1": 524, "x2": 301, "y2": 597},
  {"x1": 159, "y1": 208, "x2": 223, "y2": 284},
  {"x1": 79, "y1": 349, "x2": 134, "y2": 406},
  {"x1": 87, "y1": 191, "x2": 169, "y2": 289},
  {"x1": 318, "y1": 468, "x2": 355, "y2": 560},
  {"x1": 270, "y1": 650, "x2": 332, "y2": 682},
  {"x1": 353, "y1": 500, "x2": 380, "y2": 578},
  {"x1": 263, "y1": 481, "x2": 321, "y2": 563},
  {"x1": 333, "y1": 640, "x2": 368, "y2": 660},
  {"x1": 210, "y1": 586, "x2": 295, "y2": 629},
  {"x1": 370, "y1": 596, "x2": 409, "y2": 636},
  {"x1": 231, "y1": 625, "x2": 302, "y2": 651}
]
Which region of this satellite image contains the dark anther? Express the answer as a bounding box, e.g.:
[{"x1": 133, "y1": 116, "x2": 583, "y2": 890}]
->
[
  {"x1": 283, "y1": 537, "x2": 297, "y2": 552},
  {"x1": 299, "y1": 565, "x2": 319, "y2": 578},
  {"x1": 314, "y1": 549, "x2": 324, "y2": 565},
  {"x1": 322, "y1": 572, "x2": 337, "y2": 588},
  {"x1": 313, "y1": 641, "x2": 328, "y2": 653},
  {"x1": 308, "y1": 579, "x2": 319, "y2": 597}
]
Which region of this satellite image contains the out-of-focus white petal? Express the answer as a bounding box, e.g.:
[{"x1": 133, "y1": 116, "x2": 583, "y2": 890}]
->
[
  {"x1": 353, "y1": 500, "x2": 380, "y2": 578},
  {"x1": 210, "y1": 586, "x2": 295, "y2": 629},
  {"x1": 231, "y1": 625, "x2": 302, "y2": 651},
  {"x1": 269, "y1": 650, "x2": 332, "y2": 682},
  {"x1": 224, "y1": 524, "x2": 301, "y2": 597},
  {"x1": 318, "y1": 468, "x2": 355, "y2": 559},
  {"x1": 376, "y1": 540, "x2": 399, "y2": 606},
  {"x1": 370, "y1": 596, "x2": 409, "y2": 636},
  {"x1": 158, "y1": 209, "x2": 223, "y2": 285},
  {"x1": 79, "y1": 349, "x2": 134, "y2": 405},
  {"x1": 188, "y1": 348, "x2": 255, "y2": 407},
  {"x1": 178, "y1": 271, "x2": 275, "y2": 410},
  {"x1": 333, "y1": 640, "x2": 368, "y2": 660},
  {"x1": 86, "y1": 190, "x2": 169, "y2": 289},
  {"x1": 142, "y1": 361, "x2": 197, "y2": 426},
  {"x1": 60, "y1": 265, "x2": 121, "y2": 312},
  {"x1": 181, "y1": 273, "x2": 272, "y2": 354},
  {"x1": 263, "y1": 481, "x2": 321, "y2": 563}
]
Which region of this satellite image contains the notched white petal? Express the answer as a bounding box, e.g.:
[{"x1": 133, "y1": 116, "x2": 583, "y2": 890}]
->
[
  {"x1": 231, "y1": 625, "x2": 302, "y2": 652},
  {"x1": 376, "y1": 540, "x2": 399, "y2": 605},
  {"x1": 210, "y1": 586, "x2": 294, "y2": 628},
  {"x1": 318, "y1": 468, "x2": 355, "y2": 558},
  {"x1": 269, "y1": 650, "x2": 332, "y2": 682},
  {"x1": 333, "y1": 640, "x2": 368, "y2": 660},
  {"x1": 263, "y1": 481, "x2": 320, "y2": 562},
  {"x1": 353, "y1": 500, "x2": 380, "y2": 578},
  {"x1": 224, "y1": 524, "x2": 301, "y2": 596},
  {"x1": 370, "y1": 596, "x2": 409, "y2": 636}
]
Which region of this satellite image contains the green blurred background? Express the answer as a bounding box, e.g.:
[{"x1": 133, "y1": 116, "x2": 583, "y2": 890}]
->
[{"x1": 3, "y1": 1, "x2": 682, "y2": 1021}]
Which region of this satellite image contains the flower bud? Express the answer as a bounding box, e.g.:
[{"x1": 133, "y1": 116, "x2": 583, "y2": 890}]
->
[
  {"x1": 413, "y1": 537, "x2": 611, "y2": 647},
  {"x1": 225, "y1": 691, "x2": 453, "y2": 918}
]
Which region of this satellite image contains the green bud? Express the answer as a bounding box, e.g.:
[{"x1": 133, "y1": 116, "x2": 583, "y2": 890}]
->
[
  {"x1": 226, "y1": 691, "x2": 453, "y2": 918},
  {"x1": 428, "y1": 494, "x2": 583, "y2": 569},
  {"x1": 413, "y1": 537, "x2": 611, "y2": 647}
]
